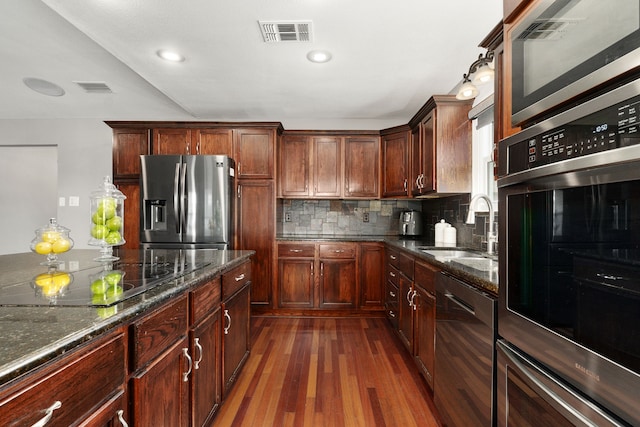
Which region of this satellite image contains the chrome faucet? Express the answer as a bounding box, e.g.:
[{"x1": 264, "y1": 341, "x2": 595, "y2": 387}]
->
[{"x1": 466, "y1": 194, "x2": 497, "y2": 255}]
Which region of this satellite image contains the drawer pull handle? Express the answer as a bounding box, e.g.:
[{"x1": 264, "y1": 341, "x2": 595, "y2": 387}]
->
[
  {"x1": 389, "y1": 291, "x2": 396, "y2": 298},
  {"x1": 390, "y1": 255, "x2": 397, "y2": 260},
  {"x1": 224, "y1": 309, "x2": 231, "y2": 335},
  {"x1": 116, "y1": 409, "x2": 129, "y2": 427},
  {"x1": 388, "y1": 311, "x2": 396, "y2": 318},
  {"x1": 194, "y1": 337, "x2": 203, "y2": 369},
  {"x1": 289, "y1": 249, "x2": 303, "y2": 253},
  {"x1": 389, "y1": 271, "x2": 396, "y2": 277},
  {"x1": 234, "y1": 273, "x2": 245, "y2": 282},
  {"x1": 32, "y1": 400, "x2": 62, "y2": 427},
  {"x1": 333, "y1": 249, "x2": 345, "y2": 253},
  {"x1": 182, "y1": 348, "x2": 192, "y2": 382}
]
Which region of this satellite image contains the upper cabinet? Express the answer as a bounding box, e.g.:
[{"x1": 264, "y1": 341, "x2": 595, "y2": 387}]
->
[
  {"x1": 381, "y1": 126, "x2": 411, "y2": 198},
  {"x1": 408, "y1": 95, "x2": 473, "y2": 197},
  {"x1": 278, "y1": 131, "x2": 379, "y2": 199},
  {"x1": 112, "y1": 128, "x2": 150, "y2": 180},
  {"x1": 234, "y1": 128, "x2": 276, "y2": 179}
]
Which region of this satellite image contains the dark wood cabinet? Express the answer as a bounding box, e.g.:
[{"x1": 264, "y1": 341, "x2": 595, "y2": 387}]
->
[
  {"x1": 190, "y1": 277, "x2": 222, "y2": 427},
  {"x1": 344, "y1": 136, "x2": 379, "y2": 198},
  {"x1": 114, "y1": 182, "x2": 139, "y2": 250},
  {"x1": 153, "y1": 128, "x2": 194, "y2": 155},
  {"x1": 221, "y1": 263, "x2": 251, "y2": 397},
  {"x1": 413, "y1": 260, "x2": 438, "y2": 390},
  {"x1": 381, "y1": 126, "x2": 411, "y2": 197},
  {"x1": 112, "y1": 128, "x2": 149, "y2": 179},
  {"x1": 312, "y1": 136, "x2": 342, "y2": 198},
  {"x1": 359, "y1": 242, "x2": 384, "y2": 310},
  {"x1": 0, "y1": 331, "x2": 126, "y2": 427},
  {"x1": 237, "y1": 180, "x2": 273, "y2": 308},
  {"x1": 195, "y1": 128, "x2": 233, "y2": 156},
  {"x1": 234, "y1": 128, "x2": 275, "y2": 179},
  {"x1": 385, "y1": 247, "x2": 415, "y2": 353},
  {"x1": 279, "y1": 134, "x2": 310, "y2": 197},
  {"x1": 277, "y1": 243, "x2": 315, "y2": 308},
  {"x1": 408, "y1": 95, "x2": 473, "y2": 196},
  {"x1": 319, "y1": 243, "x2": 357, "y2": 309}
]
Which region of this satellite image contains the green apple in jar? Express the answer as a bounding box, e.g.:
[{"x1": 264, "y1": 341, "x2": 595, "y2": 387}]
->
[{"x1": 91, "y1": 224, "x2": 109, "y2": 240}]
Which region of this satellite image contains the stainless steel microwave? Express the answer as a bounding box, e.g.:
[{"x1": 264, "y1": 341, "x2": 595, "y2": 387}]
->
[{"x1": 507, "y1": 0, "x2": 640, "y2": 127}]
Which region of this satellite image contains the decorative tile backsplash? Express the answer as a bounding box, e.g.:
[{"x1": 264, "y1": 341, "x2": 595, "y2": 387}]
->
[
  {"x1": 277, "y1": 199, "x2": 422, "y2": 236},
  {"x1": 276, "y1": 195, "x2": 497, "y2": 252}
]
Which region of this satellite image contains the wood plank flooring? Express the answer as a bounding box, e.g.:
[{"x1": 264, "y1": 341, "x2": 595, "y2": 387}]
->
[{"x1": 213, "y1": 316, "x2": 441, "y2": 427}]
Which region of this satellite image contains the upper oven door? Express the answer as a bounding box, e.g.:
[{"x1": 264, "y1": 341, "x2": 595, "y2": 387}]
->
[{"x1": 507, "y1": 0, "x2": 640, "y2": 126}]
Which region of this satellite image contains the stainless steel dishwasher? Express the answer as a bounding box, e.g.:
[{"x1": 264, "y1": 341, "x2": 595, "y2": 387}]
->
[{"x1": 434, "y1": 272, "x2": 497, "y2": 427}]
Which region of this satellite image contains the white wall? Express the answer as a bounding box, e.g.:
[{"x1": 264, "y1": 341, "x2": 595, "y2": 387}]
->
[{"x1": 0, "y1": 119, "x2": 112, "y2": 253}]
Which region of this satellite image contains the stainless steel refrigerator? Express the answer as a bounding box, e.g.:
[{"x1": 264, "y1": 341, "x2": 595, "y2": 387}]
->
[{"x1": 140, "y1": 155, "x2": 234, "y2": 249}]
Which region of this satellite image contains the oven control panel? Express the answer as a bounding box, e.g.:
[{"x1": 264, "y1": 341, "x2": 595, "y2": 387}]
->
[{"x1": 507, "y1": 96, "x2": 640, "y2": 174}]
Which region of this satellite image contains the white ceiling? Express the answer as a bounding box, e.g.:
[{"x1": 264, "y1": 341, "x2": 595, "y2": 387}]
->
[{"x1": 1, "y1": 0, "x2": 502, "y2": 130}]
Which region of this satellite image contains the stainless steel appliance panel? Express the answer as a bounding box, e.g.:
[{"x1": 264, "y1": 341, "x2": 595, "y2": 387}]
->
[
  {"x1": 141, "y1": 155, "x2": 182, "y2": 244},
  {"x1": 508, "y1": 0, "x2": 640, "y2": 126},
  {"x1": 435, "y1": 272, "x2": 496, "y2": 427},
  {"x1": 496, "y1": 340, "x2": 626, "y2": 427}
]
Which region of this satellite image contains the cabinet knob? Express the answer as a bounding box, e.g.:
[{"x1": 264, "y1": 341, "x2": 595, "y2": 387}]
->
[{"x1": 32, "y1": 401, "x2": 62, "y2": 427}]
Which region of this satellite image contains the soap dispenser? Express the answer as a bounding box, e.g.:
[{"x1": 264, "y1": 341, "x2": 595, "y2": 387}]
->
[{"x1": 434, "y1": 219, "x2": 450, "y2": 247}]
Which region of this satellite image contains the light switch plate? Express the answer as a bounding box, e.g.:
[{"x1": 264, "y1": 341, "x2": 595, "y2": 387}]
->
[{"x1": 69, "y1": 196, "x2": 80, "y2": 207}]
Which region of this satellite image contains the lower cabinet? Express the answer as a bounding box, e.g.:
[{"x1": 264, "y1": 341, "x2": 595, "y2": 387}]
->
[
  {"x1": 222, "y1": 262, "x2": 252, "y2": 397},
  {"x1": 413, "y1": 260, "x2": 438, "y2": 390},
  {"x1": 0, "y1": 330, "x2": 127, "y2": 427},
  {"x1": 276, "y1": 241, "x2": 377, "y2": 313},
  {"x1": 385, "y1": 245, "x2": 439, "y2": 391}
]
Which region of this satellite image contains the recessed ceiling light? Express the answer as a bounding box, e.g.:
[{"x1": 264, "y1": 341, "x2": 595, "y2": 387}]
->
[
  {"x1": 157, "y1": 50, "x2": 185, "y2": 62},
  {"x1": 307, "y1": 50, "x2": 332, "y2": 63},
  {"x1": 22, "y1": 78, "x2": 65, "y2": 97}
]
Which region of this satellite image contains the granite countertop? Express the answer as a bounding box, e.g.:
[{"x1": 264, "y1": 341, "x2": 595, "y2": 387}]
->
[
  {"x1": 0, "y1": 248, "x2": 254, "y2": 386},
  {"x1": 277, "y1": 234, "x2": 498, "y2": 296}
]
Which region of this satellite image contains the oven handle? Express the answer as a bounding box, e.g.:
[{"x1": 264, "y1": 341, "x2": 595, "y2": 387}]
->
[{"x1": 497, "y1": 340, "x2": 626, "y2": 427}]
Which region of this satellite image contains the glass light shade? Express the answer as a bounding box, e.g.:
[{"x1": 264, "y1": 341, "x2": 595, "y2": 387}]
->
[
  {"x1": 472, "y1": 66, "x2": 494, "y2": 85},
  {"x1": 456, "y1": 81, "x2": 479, "y2": 100}
]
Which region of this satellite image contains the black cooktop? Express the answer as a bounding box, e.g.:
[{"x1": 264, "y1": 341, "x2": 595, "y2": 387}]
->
[{"x1": 0, "y1": 256, "x2": 209, "y2": 307}]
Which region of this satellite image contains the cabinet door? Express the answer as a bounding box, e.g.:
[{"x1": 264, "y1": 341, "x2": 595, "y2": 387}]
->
[
  {"x1": 279, "y1": 135, "x2": 310, "y2": 197},
  {"x1": 195, "y1": 128, "x2": 233, "y2": 156},
  {"x1": 420, "y1": 113, "x2": 436, "y2": 193},
  {"x1": 319, "y1": 259, "x2": 357, "y2": 309},
  {"x1": 153, "y1": 128, "x2": 193, "y2": 155},
  {"x1": 360, "y1": 242, "x2": 384, "y2": 309},
  {"x1": 397, "y1": 277, "x2": 414, "y2": 352},
  {"x1": 114, "y1": 182, "x2": 139, "y2": 250},
  {"x1": 344, "y1": 136, "x2": 380, "y2": 198},
  {"x1": 237, "y1": 180, "x2": 273, "y2": 307},
  {"x1": 381, "y1": 130, "x2": 410, "y2": 197},
  {"x1": 222, "y1": 285, "x2": 251, "y2": 396},
  {"x1": 191, "y1": 309, "x2": 221, "y2": 427},
  {"x1": 312, "y1": 136, "x2": 342, "y2": 197},
  {"x1": 130, "y1": 336, "x2": 190, "y2": 427},
  {"x1": 278, "y1": 258, "x2": 314, "y2": 308},
  {"x1": 234, "y1": 128, "x2": 274, "y2": 179},
  {"x1": 414, "y1": 285, "x2": 436, "y2": 390},
  {"x1": 112, "y1": 128, "x2": 149, "y2": 179}
]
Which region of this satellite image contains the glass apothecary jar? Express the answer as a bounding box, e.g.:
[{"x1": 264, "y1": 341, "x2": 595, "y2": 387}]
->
[
  {"x1": 30, "y1": 218, "x2": 74, "y2": 266},
  {"x1": 88, "y1": 176, "x2": 126, "y2": 261}
]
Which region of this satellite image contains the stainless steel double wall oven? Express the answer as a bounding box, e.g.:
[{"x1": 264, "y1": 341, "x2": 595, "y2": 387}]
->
[{"x1": 497, "y1": 77, "x2": 640, "y2": 426}]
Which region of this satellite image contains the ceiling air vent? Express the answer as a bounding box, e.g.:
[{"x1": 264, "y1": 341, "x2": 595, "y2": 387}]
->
[
  {"x1": 258, "y1": 21, "x2": 313, "y2": 42},
  {"x1": 74, "y1": 81, "x2": 113, "y2": 94}
]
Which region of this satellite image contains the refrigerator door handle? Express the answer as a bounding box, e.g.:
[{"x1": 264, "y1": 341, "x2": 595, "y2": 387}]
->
[
  {"x1": 174, "y1": 162, "x2": 181, "y2": 234},
  {"x1": 180, "y1": 162, "x2": 187, "y2": 236}
]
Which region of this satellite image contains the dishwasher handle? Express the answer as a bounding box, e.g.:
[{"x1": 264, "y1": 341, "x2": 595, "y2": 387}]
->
[{"x1": 444, "y1": 292, "x2": 475, "y2": 316}]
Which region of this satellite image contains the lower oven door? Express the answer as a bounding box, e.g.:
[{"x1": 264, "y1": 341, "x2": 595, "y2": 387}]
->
[{"x1": 496, "y1": 340, "x2": 627, "y2": 427}]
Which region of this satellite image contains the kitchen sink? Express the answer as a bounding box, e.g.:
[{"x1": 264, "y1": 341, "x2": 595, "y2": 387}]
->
[
  {"x1": 420, "y1": 249, "x2": 482, "y2": 259},
  {"x1": 419, "y1": 247, "x2": 498, "y2": 272}
]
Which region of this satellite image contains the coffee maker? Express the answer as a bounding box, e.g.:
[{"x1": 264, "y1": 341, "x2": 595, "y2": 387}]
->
[{"x1": 399, "y1": 210, "x2": 423, "y2": 237}]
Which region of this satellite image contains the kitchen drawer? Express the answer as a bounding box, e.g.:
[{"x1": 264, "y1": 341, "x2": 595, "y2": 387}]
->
[
  {"x1": 414, "y1": 260, "x2": 438, "y2": 294},
  {"x1": 278, "y1": 243, "x2": 315, "y2": 258},
  {"x1": 385, "y1": 281, "x2": 399, "y2": 328},
  {"x1": 387, "y1": 264, "x2": 402, "y2": 287},
  {"x1": 387, "y1": 248, "x2": 414, "y2": 279},
  {"x1": 222, "y1": 261, "x2": 251, "y2": 300},
  {"x1": 190, "y1": 276, "x2": 221, "y2": 325},
  {"x1": 131, "y1": 294, "x2": 188, "y2": 370},
  {"x1": 319, "y1": 243, "x2": 356, "y2": 259},
  {"x1": 0, "y1": 331, "x2": 125, "y2": 427}
]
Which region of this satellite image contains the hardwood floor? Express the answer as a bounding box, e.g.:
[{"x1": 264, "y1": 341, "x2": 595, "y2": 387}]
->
[{"x1": 213, "y1": 316, "x2": 441, "y2": 427}]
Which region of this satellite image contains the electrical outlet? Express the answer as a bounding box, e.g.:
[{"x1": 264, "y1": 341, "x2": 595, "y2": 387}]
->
[
  {"x1": 285, "y1": 213, "x2": 292, "y2": 222},
  {"x1": 363, "y1": 212, "x2": 369, "y2": 222}
]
